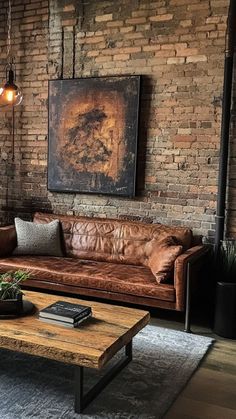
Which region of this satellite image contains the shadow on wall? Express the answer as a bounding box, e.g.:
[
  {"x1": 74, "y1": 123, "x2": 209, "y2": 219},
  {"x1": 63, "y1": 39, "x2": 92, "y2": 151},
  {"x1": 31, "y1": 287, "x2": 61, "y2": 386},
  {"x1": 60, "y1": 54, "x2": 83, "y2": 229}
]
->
[
  {"x1": 0, "y1": 113, "x2": 52, "y2": 226},
  {"x1": 1, "y1": 154, "x2": 53, "y2": 225},
  {"x1": 2, "y1": 192, "x2": 53, "y2": 225}
]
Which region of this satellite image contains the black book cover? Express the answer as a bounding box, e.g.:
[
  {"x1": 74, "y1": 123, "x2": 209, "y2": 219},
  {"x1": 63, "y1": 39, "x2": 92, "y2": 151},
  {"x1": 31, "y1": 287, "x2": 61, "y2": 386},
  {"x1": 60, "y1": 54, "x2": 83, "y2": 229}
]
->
[
  {"x1": 39, "y1": 313, "x2": 92, "y2": 328},
  {"x1": 39, "y1": 301, "x2": 92, "y2": 323}
]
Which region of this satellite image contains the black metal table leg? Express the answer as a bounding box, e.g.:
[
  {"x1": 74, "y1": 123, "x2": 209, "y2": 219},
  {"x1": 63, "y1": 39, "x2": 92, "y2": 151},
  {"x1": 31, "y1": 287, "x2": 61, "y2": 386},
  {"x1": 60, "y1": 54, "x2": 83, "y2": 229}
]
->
[
  {"x1": 74, "y1": 366, "x2": 84, "y2": 413},
  {"x1": 74, "y1": 340, "x2": 132, "y2": 414},
  {"x1": 184, "y1": 262, "x2": 191, "y2": 333}
]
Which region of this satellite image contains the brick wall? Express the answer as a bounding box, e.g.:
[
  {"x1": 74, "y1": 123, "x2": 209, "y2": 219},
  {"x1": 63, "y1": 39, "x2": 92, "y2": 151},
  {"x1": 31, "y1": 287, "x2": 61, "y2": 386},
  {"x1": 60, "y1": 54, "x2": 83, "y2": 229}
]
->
[{"x1": 0, "y1": 0, "x2": 233, "y2": 238}]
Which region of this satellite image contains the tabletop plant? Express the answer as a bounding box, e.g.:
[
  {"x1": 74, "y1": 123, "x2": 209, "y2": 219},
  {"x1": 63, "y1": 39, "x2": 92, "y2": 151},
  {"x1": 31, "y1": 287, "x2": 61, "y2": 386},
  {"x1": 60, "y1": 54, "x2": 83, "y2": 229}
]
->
[{"x1": 0, "y1": 270, "x2": 30, "y2": 301}]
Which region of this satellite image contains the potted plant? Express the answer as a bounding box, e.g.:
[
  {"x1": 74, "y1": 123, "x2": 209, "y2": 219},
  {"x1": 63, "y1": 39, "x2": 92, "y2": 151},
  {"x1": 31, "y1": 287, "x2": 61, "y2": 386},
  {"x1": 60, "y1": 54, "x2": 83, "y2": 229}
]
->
[
  {"x1": 214, "y1": 240, "x2": 236, "y2": 339},
  {"x1": 0, "y1": 270, "x2": 30, "y2": 315}
]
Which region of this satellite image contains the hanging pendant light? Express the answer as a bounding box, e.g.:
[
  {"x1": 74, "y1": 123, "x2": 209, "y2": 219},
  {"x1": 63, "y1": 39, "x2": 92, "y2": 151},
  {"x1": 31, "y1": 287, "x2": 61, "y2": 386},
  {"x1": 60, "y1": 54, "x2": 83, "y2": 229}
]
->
[
  {"x1": 0, "y1": 59, "x2": 23, "y2": 107},
  {"x1": 0, "y1": 0, "x2": 23, "y2": 108}
]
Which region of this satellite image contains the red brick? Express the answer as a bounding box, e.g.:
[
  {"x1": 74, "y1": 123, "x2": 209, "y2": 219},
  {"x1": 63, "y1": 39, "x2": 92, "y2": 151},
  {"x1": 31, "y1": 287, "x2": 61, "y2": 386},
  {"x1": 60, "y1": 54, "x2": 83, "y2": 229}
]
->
[
  {"x1": 125, "y1": 17, "x2": 147, "y2": 25},
  {"x1": 149, "y1": 14, "x2": 173, "y2": 22}
]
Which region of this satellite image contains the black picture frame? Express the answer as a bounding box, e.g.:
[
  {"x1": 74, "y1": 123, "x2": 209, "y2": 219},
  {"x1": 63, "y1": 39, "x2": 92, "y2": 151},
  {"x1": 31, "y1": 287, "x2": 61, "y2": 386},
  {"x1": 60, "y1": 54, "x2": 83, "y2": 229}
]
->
[{"x1": 48, "y1": 75, "x2": 140, "y2": 197}]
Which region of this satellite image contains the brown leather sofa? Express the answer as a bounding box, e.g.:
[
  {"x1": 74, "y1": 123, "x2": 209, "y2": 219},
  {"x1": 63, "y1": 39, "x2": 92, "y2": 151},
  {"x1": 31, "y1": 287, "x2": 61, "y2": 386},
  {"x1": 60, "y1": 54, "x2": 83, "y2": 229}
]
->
[{"x1": 0, "y1": 212, "x2": 208, "y2": 330}]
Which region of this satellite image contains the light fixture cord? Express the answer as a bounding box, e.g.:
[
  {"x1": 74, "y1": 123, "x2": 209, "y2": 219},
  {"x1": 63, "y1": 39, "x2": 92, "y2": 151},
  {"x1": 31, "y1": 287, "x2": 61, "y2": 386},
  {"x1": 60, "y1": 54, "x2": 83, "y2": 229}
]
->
[
  {"x1": 7, "y1": 0, "x2": 11, "y2": 61},
  {"x1": 12, "y1": 106, "x2": 15, "y2": 161}
]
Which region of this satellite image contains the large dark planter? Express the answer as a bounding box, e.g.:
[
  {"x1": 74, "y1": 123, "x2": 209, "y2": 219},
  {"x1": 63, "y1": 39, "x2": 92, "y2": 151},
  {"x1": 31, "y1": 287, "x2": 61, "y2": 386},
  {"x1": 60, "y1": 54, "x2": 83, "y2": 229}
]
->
[
  {"x1": 0, "y1": 294, "x2": 23, "y2": 315},
  {"x1": 214, "y1": 282, "x2": 236, "y2": 339}
]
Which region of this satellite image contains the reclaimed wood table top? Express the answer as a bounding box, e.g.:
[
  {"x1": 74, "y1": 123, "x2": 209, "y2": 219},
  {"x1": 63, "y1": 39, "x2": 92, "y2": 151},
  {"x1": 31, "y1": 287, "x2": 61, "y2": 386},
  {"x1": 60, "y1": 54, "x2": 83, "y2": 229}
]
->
[{"x1": 0, "y1": 291, "x2": 150, "y2": 369}]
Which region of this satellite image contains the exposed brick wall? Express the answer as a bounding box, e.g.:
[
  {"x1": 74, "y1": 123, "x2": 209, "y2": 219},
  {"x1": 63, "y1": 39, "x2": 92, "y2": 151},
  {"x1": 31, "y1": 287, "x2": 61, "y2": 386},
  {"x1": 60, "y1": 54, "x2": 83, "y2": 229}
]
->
[
  {"x1": 0, "y1": 0, "x2": 49, "y2": 225},
  {"x1": 0, "y1": 0, "x2": 233, "y2": 238}
]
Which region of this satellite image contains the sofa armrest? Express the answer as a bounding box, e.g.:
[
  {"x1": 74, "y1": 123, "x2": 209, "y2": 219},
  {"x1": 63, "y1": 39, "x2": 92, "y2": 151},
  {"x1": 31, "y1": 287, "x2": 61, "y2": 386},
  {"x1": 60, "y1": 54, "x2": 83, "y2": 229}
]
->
[
  {"x1": 174, "y1": 245, "x2": 210, "y2": 311},
  {"x1": 0, "y1": 225, "x2": 17, "y2": 257}
]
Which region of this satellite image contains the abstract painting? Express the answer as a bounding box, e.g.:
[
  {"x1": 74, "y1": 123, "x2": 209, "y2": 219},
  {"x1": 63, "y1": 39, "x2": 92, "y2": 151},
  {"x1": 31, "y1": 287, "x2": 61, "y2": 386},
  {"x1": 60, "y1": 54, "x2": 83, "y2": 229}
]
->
[{"x1": 48, "y1": 76, "x2": 140, "y2": 196}]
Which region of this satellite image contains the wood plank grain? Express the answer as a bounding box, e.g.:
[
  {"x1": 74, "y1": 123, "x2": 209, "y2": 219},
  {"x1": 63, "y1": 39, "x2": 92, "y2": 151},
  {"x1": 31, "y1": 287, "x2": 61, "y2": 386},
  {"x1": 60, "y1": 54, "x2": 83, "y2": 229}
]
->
[
  {"x1": 165, "y1": 397, "x2": 236, "y2": 419},
  {"x1": 0, "y1": 291, "x2": 150, "y2": 369},
  {"x1": 164, "y1": 339, "x2": 236, "y2": 419},
  {"x1": 182, "y1": 369, "x2": 236, "y2": 410}
]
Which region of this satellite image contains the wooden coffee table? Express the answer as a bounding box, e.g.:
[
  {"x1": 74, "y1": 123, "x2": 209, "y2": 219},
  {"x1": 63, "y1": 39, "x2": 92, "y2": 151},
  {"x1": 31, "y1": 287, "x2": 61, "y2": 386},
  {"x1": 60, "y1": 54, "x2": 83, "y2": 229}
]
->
[{"x1": 0, "y1": 291, "x2": 150, "y2": 413}]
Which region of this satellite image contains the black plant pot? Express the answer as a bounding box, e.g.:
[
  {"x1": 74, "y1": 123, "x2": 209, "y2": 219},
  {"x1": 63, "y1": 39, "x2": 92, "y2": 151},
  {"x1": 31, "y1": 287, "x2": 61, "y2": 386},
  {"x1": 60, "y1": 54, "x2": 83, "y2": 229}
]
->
[
  {"x1": 0, "y1": 294, "x2": 23, "y2": 315},
  {"x1": 214, "y1": 282, "x2": 236, "y2": 339}
]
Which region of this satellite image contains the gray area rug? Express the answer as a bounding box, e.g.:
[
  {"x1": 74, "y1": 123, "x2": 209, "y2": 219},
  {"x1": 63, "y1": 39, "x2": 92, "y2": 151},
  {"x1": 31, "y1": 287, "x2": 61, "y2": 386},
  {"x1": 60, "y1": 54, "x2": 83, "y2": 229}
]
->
[{"x1": 0, "y1": 325, "x2": 213, "y2": 419}]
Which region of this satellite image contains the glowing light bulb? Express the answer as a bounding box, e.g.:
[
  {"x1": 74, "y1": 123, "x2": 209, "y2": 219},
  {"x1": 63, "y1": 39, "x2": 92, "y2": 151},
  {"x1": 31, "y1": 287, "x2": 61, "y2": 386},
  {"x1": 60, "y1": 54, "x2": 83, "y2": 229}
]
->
[{"x1": 6, "y1": 89, "x2": 14, "y2": 103}]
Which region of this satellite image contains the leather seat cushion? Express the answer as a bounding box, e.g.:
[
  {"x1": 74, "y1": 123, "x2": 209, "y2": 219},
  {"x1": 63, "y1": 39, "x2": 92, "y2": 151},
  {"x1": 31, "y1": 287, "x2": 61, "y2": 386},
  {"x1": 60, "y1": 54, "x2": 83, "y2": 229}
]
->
[{"x1": 0, "y1": 256, "x2": 175, "y2": 302}]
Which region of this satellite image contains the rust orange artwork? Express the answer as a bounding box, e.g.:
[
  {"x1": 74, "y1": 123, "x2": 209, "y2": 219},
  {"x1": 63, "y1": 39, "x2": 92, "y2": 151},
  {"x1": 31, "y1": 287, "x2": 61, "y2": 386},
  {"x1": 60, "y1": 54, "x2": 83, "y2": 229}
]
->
[{"x1": 48, "y1": 76, "x2": 140, "y2": 196}]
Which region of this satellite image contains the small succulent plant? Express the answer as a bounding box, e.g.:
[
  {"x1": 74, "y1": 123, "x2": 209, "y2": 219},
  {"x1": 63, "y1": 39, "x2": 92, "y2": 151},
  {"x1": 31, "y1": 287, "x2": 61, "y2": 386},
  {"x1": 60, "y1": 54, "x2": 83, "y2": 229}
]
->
[{"x1": 0, "y1": 270, "x2": 30, "y2": 301}]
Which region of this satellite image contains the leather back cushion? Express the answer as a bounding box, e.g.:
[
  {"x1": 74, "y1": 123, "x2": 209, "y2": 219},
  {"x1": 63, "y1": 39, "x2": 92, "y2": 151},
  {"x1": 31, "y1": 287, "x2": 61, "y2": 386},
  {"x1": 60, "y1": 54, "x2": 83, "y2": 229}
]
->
[{"x1": 33, "y1": 213, "x2": 192, "y2": 266}]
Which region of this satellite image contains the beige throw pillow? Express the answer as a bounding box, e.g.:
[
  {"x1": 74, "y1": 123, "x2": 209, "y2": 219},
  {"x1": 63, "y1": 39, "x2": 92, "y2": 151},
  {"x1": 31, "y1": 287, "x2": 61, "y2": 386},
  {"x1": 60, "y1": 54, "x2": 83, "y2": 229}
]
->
[
  {"x1": 13, "y1": 218, "x2": 63, "y2": 257},
  {"x1": 146, "y1": 236, "x2": 183, "y2": 284}
]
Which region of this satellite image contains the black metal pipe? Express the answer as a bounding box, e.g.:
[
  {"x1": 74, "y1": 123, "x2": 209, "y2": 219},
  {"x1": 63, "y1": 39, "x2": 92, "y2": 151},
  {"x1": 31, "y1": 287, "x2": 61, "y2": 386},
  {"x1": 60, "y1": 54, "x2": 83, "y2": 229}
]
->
[
  {"x1": 215, "y1": 0, "x2": 236, "y2": 252},
  {"x1": 215, "y1": 56, "x2": 234, "y2": 250}
]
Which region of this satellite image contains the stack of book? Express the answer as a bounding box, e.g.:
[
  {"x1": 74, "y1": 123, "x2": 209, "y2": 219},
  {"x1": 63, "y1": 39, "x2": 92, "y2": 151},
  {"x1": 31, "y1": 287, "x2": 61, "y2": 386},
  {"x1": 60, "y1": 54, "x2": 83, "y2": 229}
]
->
[{"x1": 38, "y1": 300, "x2": 92, "y2": 328}]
